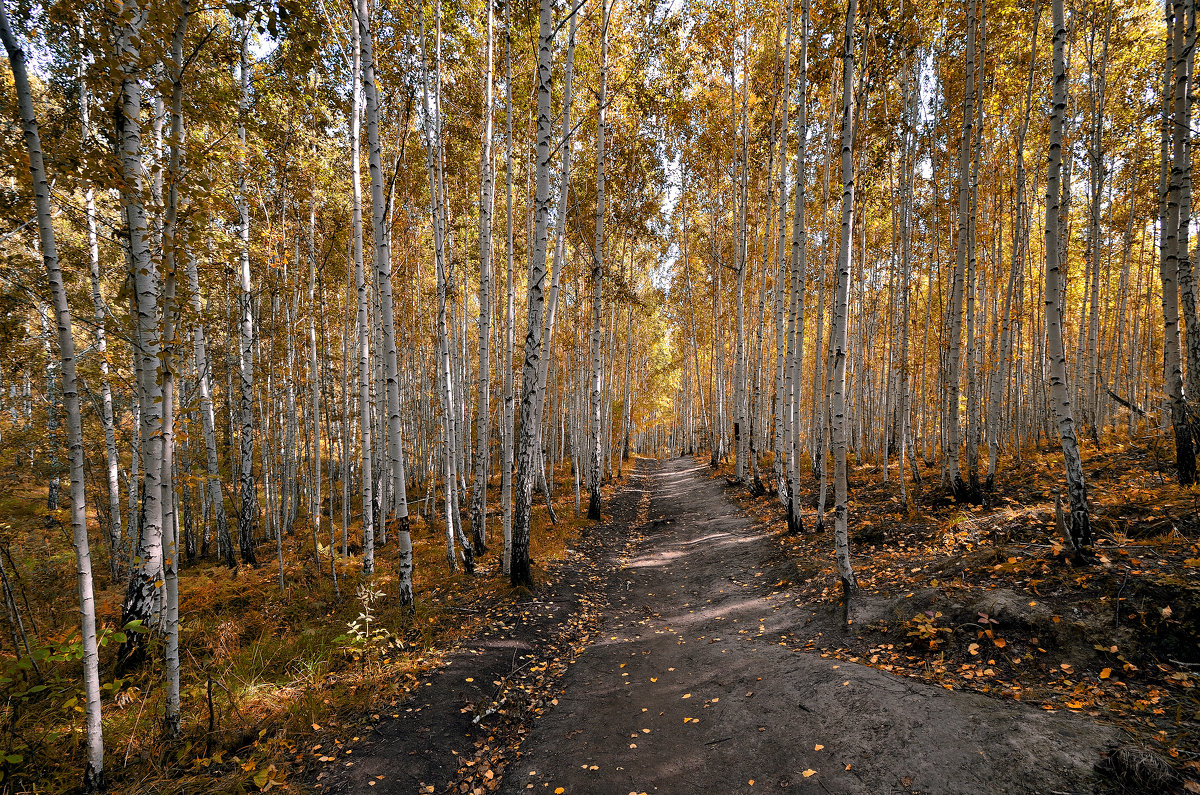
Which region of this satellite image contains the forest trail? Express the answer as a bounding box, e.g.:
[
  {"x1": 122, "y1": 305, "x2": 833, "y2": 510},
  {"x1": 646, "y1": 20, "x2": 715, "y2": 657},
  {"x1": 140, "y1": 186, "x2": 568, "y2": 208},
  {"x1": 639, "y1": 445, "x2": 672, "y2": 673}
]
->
[{"x1": 498, "y1": 457, "x2": 1118, "y2": 795}]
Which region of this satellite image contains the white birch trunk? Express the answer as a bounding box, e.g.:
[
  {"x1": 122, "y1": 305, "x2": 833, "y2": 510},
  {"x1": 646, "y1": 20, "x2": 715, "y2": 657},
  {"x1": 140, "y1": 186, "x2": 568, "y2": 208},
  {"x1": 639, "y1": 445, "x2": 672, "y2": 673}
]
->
[
  {"x1": 161, "y1": 2, "x2": 189, "y2": 736},
  {"x1": 1044, "y1": 0, "x2": 1092, "y2": 551},
  {"x1": 829, "y1": 0, "x2": 859, "y2": 601},
  {"x1": 510, "y1": 0, "x2": 554, "y2": 586},
  {"x1": 115, "y1": 0, "x2": 166, "y2": 668},
  {"x1": 359, "y1": 0, "x2": 414, "y2": 598},
  {"x1": 471, "y1": 0, "x2": 495, "y2": 555},
  {"x1": 501, "y1": 0, "x2": 515, "y2": 575},
  {"x1": 236, "y1": 30, "x2": 258, "y2": 566},
  {"x1": 785, "y1": 0, "x2": 809, "y2": 534},
  {"x1": 0, "y1": 9, "x2": 105, "y2": 785},
  {"x1": 588, "y1": 0, "x2": 611, "y2": 521},
  {"x1": 78, "y1": 42, "x2": 122, "y2": 580},
  {"x1": 351, "y1": 16, "x2": 376, "y2": 574}
]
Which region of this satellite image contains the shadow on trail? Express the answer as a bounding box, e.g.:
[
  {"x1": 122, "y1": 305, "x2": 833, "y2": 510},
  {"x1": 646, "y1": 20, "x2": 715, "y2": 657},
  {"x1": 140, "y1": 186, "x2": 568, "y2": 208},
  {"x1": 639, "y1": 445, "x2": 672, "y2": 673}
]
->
[{"x1": 500, "y1": 457, "x2": 1117, "y2": 795}]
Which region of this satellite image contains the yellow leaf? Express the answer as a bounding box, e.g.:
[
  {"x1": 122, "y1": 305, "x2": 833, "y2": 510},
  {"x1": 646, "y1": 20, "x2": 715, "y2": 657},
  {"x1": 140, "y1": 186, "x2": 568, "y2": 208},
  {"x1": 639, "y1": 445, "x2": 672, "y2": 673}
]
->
[
  {"x1": 814, "y1": 744, "x2": 824, "y2": 751},
  {"x1": 555, "y1": 789, "x2": 565, "y2": 794},
  {"x1": 803, "y1": 769, "x2": 816, "y2": 778},
  {"x1": 993, "y1": 638, "x2": 1006, "y2": 648},
  {"x1": 968, "y1": 643, "x2": 980, "y2": 655},
  {"x1": 1100, "y1": 668, "x2": 1111, "y2": 679}
]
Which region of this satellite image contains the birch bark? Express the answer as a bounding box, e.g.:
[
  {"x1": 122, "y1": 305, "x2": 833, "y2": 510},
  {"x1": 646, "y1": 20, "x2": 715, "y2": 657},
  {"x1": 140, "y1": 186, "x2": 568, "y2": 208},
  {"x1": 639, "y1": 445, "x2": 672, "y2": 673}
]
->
[
  {"x1": 0, "y1": 7, "x2": 105, "y2": 785},
  {"x1": 1045, "y1": 0, "x2": 1093, "y2": 552},
  {"x1": 510, "y1": 0, "x2": 554, "y2": 586},
  {"x1": 589, "y1": 0, "x2": 611, "y2": 521},
  {"x1": 829, "y1": 0, "x2": 859, "y2": 601}
]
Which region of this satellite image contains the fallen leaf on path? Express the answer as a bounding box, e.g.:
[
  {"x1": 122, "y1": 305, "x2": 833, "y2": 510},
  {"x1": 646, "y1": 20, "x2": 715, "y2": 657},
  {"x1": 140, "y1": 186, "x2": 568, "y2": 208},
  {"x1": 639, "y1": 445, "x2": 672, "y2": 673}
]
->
[{"x1": 802, "y1": 770, "x2": 816, "y2": 778}]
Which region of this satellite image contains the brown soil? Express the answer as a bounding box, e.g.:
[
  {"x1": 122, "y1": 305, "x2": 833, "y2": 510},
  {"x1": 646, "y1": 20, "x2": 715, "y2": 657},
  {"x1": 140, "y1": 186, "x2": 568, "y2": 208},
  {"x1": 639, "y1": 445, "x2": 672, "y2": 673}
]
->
[
  {"x1": 314, "y1": 460, "x2": 650, "y2": 795},
  {"x1": 323, "y1": 457, "x2": 1126, "y2": 795},
  {"x1": 498, "y1": 457, "x2": 1118, "y2": 795}
]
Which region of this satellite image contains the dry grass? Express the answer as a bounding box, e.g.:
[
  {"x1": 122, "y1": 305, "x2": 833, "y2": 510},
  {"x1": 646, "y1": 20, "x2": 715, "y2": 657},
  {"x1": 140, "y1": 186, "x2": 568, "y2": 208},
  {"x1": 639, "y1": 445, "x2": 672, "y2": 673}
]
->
[{"x1": 0, "y1": 459, "x2": 608, "y2": 794}]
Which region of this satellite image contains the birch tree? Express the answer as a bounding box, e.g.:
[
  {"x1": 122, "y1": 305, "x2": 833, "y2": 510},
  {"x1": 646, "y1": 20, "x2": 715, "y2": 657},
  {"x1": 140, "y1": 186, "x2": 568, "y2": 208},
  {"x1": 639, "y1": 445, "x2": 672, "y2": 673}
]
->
[
  {"x1": 359, "y1": 0, "x2": 414, "y2": 600},
  {"x1": 829, "y1": 0, "x2": 859, "y2": 603},
  {"x1": 0, "y1": 5, "x2": 105, "y2": 785},
  {"x1": 589, "y1": 0, "x2": 611, "y2": 521},
  {"x1": 1044, "y1": 0, "x2": 1092, "y2": 553},
  {"x1": 116, "y1": 0, "x2": 167, "y2": 667},
  {"x1": 944, "y1": 0, "x2": 978, "y2": 503},
  {"x1": 511, "y1": 0, "x2": 555, "y2": 587},
  {"x1": 501, "y1": 0, "x2": 516, "y2": 575},
  {"x1": 236, "y1": 26, "x2": 258, "y2": 566},
  {"x1": 784, "y1": 0, "x2": 809, "y2": 535},
  {"x1": 78, "y1": 37, "x2": 122, "y2": 579},
  {"x1": 472, "y1": 0, "x2": 496, "y2": 555}
]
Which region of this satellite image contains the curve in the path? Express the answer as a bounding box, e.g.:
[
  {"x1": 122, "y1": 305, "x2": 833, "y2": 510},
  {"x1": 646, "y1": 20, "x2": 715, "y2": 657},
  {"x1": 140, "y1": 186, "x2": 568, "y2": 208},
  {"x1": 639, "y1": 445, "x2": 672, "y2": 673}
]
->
[{"x1": 501, "y1": 456, "x2": 1116, "y2": 795}]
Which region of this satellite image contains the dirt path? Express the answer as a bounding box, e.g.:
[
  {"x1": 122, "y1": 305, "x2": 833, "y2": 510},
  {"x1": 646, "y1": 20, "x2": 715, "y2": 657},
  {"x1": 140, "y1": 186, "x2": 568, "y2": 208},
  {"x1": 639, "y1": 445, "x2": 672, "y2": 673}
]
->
[
  {"x1": 317, "y1": 461, "x2": 649, "y2": 795},
  {"x1": 499, "y1": 457, "x2": 1117, "y2": 795}
]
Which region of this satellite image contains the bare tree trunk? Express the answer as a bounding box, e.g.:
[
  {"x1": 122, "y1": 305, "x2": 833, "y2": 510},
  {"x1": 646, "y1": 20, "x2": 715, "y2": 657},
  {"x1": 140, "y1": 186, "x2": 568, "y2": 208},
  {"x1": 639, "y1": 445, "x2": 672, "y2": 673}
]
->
[
  {"x1": 1174, "y1": 0, "x2": 1200, "y2": 425},
  {"x1": 784, "y1": 0, "x2": 809, "y2": 534},
  {"x1": 588, "y1": 0, "x2": 611, "y2": 521},
  {"x1": 897, "y1": 40, "x2": 919, "y2": 509},
  {"x1": 0, "y1": 9, "x2": 105, "y2": 786},
  {"x1": 236, "y1": 29, "x2": 258, "y2": 566},
  {"x1": 532, "y1": 6, "x2": 577, "y2": 527},
  {"x1": 471, "y1": 0, "x2": 495, "y2": 555},
  {"x1": 351, "y1": 15, "x2": 376, "y2": 574},
  {"x1": 418, "y1": 0, "x2": 473, "y2": 575},
  {"x1": 116, "y1": 0, "x2": 167, "y2": 669},
  {"x1": 360, "y1": 0, "x2": 414, "y2": 597},
  {"x1": 775, "y1": 0, "x2": 795, "y2": 507},
  {"x1": 78, "y1": 39, "x2": 123, "y2": 580},
  {"x1": 1162, "y1": 0, "x2": 1196, "y2": 484},
  {"x1": 501, "y1": 0, "x2": 515, "y2": 575},
  {"x1": 944, "y1": 0, "x2": 977, "y2": 503},
  {"x1": 308, "y1": 203, "x2": 324, "y2": 583},
  {"x1": 1045, "y1": 0, "x2": 1092, "y2": 553},
  {"x1": 161, "y1": 2, "x2": 189, "y2": 737},
  {"x1": 829, "y1": 0, "x2": 859, "y2": 604},
  {"x1": 510, "y1": 0, "x2": 554, "y2": 587}
]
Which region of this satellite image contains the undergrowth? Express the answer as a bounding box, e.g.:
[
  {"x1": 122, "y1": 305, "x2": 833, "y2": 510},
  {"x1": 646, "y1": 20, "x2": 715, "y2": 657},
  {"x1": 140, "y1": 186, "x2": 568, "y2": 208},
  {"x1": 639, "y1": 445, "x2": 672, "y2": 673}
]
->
[{"x1": 0, "y1": 463, "x2": 594, "y2": 794}]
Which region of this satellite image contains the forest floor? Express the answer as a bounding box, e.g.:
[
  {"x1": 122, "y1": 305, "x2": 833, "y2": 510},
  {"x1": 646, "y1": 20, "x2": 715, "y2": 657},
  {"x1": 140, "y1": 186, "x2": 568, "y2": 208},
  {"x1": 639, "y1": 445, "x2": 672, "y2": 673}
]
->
[
  {"x1": 316, "y1": 460, "x2": 651, "y2": 795},
  {"x1": 327, "y1": 455, "x2": 1187, "y2": 795}
]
